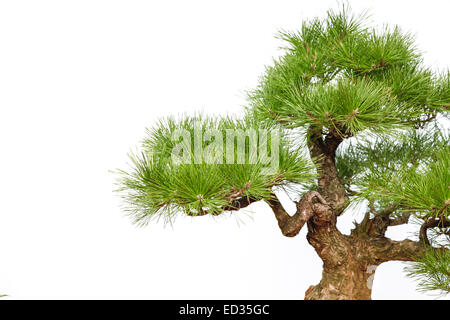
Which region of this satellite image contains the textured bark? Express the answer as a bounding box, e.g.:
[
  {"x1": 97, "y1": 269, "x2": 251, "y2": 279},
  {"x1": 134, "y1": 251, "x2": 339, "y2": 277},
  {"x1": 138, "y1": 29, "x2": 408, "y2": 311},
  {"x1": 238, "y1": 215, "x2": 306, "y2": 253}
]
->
[
  {"x1": 267, "y1": 192, "x2": 382, "y2": 299},
  {"x1": 305, "y1": 222, "x2": 375, "y2": 300},
  {"x1": 267, "y1": 129, "x2": 441, "y2": 300},
  {"x1": 302, "y1": 130, "x2": 371, "y2": 299},
  {"x1": 308, "y1": 131, "x2": 348, "y2": 215},
  {"x1": 304, "y1": 231, "x2": 438, "y2": 299},
  {"x1": 267, "y1": 191, "x2": 327, "y2": 237}
]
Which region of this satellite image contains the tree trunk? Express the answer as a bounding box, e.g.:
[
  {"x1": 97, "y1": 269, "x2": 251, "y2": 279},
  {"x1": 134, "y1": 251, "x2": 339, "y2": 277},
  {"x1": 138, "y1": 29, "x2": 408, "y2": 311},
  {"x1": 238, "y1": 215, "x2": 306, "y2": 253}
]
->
[
  {"x1": 304, "y1": 130, "x2": 377, "y2": 300},
  {"x1": 267, "y1": 129, "x2": 437, "y2": 300},
  {"x1": 304, "y1": 222, "x2": 376, "y2": 300},
  {"x1": 304, "y1": 261, "x2": 374, "y2": 300}
]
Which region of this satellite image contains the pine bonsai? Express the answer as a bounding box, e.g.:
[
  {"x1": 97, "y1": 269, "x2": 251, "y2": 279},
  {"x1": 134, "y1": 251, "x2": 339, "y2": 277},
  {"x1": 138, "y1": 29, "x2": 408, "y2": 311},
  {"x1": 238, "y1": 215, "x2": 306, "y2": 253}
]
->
[{"x1": 116, "y1": 6, "x2": 449, "y2": 299}]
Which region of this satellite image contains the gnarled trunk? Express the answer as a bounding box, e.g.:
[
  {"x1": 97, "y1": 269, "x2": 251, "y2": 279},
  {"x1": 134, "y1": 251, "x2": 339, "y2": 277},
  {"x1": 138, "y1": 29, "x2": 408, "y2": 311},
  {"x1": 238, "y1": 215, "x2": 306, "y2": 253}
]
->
[
  {"x1": 303, "y1": 131, "x2": 376, "y2": 300},
  {"x1": 267, "y1": 129, "x2": 439, "y2": 300},
  {"x1": 304, "y1": 260, "x2": 374, "y2": 300},
  {"x1": 304, "y1": 222, "x2": 376, "y2": 300}
]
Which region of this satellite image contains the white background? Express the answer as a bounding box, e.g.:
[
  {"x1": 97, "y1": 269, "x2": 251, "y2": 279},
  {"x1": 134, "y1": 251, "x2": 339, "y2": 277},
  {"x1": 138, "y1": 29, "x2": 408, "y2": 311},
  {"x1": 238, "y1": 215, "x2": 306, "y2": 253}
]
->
[{"x1": 0, "y1": 0, "x2": 449, "y2": 299}]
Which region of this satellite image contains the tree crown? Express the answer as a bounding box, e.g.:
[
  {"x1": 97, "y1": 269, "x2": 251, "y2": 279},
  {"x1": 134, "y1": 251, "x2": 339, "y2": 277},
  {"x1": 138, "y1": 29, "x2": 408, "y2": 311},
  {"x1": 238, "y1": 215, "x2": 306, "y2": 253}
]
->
[{"x1": 116, "y1": 5, "x2": 449, "y2": 294}]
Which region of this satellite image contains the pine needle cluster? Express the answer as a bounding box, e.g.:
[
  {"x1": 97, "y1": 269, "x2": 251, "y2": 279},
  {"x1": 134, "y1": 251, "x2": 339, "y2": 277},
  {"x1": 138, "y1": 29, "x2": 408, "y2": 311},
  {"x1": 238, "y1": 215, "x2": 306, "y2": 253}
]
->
[{"x1": 116, "y1": 5, "x2": 449, "y2": 294}]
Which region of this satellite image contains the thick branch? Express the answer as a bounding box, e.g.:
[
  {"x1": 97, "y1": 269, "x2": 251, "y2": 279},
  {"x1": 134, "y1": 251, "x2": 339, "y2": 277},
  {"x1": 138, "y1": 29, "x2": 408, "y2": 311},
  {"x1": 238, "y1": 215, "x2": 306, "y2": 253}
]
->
[
  {"x1": 369, "y1": 237, "x2": 449, "y2": 263},
  {"x1": 367, "y1": 203, "x2": 400, "y2": 237},
  {"x1": 352, "y1": 203, "x2": 407, "y2": 238},
  {"x1": 267, "y1": 191, "x2": 328, "y2": 237}
]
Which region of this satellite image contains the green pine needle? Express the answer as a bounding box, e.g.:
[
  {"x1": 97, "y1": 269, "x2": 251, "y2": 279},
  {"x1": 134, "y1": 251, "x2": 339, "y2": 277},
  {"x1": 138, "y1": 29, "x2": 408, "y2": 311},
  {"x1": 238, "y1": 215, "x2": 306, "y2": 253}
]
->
[
  {"x1": 406, "y1": 249, "x2": 450, "y2": 294},
  {"x1": 116, "y1": 4, "x2": 450, "y2": 296}
]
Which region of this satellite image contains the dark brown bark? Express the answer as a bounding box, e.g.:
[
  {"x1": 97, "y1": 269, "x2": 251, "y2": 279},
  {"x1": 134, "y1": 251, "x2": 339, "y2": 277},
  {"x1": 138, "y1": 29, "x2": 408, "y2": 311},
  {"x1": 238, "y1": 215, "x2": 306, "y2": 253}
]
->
[
  {"x1": 302, "y1": 130, "x2": 369, "y2": 299},
  {"x1": 267, "y1": 191, "x2": 328, "y2": 237},
  {"x1": 266, "y1": 128, "x2": 442, "y2": 300},
  {"x1": 419, "y1": 216, "x2": 450, "y2": 246},
  {"x1": 308, "y1": 130, "x2": 348, "y2": 215},
  {"x1": 303, "y1": 233, "x2": 445, "y2": 299},
  {"x1": 305, "y1": 222, "x2": 375, "y2": 299}
]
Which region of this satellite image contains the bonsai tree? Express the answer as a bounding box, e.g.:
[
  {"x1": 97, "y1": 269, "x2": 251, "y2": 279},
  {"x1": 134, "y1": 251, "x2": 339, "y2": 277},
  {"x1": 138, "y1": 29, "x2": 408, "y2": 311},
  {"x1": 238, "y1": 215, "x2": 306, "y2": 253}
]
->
[{"x1": 116, "y1": 6, "x2": 449, "y2": 300}]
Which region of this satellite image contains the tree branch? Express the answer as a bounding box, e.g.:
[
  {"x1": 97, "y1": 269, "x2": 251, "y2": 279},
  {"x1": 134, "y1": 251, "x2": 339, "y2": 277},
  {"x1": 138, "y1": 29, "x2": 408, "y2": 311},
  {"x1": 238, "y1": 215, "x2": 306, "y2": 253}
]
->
[
  {"x1": 352, "y1": 203, "x2": 402, "y2": 237},
  {"x1": 389, "y1": 212, "x2": 411, "y2": 226},
  {"x1": 186, "y1": 195, "x2": 258, "y2": 216},
  {"x1": 419, "y1": 217, "x2": 450, "y2": 246},
  {"x1": 222, "y1": 196, "x2": 258, "y2": 212},
  {"x1": 369, "y1": 237, "x2": 448, "y2": 263},
  {"x1": 267, "y1": 191, "x2": 328, "y2": 237}
]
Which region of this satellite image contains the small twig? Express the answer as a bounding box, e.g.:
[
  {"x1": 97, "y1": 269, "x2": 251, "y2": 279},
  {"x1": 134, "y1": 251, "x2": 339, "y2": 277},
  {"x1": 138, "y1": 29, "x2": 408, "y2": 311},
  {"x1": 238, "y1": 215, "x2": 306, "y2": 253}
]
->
[
  {"x1": 226, "y1": 181, "x2": 252, "y2": 200},
  {"x1": 419, "y1": 216, "x2": 450, "y2": 246},
  {"x1": 389, "y1": 212, "x2": 411, "y2": 226}
]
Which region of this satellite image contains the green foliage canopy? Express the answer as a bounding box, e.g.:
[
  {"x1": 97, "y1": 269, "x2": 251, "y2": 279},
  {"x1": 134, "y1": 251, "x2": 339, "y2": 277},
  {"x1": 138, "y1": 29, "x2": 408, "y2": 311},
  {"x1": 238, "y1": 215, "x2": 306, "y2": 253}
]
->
[
  {"x1": 116, "y1": 6, "x2": 450, "y2": 294},
  {"x1": 116, "y1": 116, "x2": 315, "y2": 225}
]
